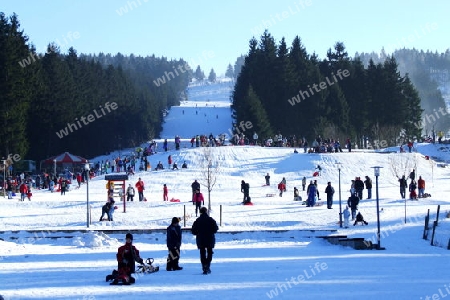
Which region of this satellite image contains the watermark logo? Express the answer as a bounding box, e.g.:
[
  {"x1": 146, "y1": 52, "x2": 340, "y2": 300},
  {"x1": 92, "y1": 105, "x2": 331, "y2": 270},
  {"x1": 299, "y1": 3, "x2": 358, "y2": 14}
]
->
[
  {"x1": 116, "y1": 0, "x2": 149, "y2": 16},
  {"x1": 55, "y1": 102, "x2": 118, "y2": 139},
  {"x1": 250, "y1": 0, "x2": 313, "y2": 35},
  {"x1": 420, "y1": 282, "x2": 450, "y2": 300},
  {"x1": 288, "y1": 69, "x2": 350, "y2": 106},
  {"x1": 266, "y1": 261, "x2": 328, "y2": 298},
  {"x1": 414, "y1": 107, "x2": 448, "y2": 131},
  {"x1": 153, "y1": 51, "x2": 215, "y2": 87}
]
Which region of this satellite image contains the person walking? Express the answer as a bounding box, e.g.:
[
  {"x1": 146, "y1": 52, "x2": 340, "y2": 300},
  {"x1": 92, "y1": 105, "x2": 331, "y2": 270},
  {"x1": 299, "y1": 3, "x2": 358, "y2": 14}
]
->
[
  {"x1": 193, "y1": 189, "x2": 204, "y2": 216},
  {"x1": 166, "y1": 217, "x2": 183, "y2": 271},
  {"x1": 191, "y1": 207, "x2": 219, "y2": 275},
  {"x1": 364, "y1": 176, "x2": 372, "y2": 199},
  {"x1": 126, "y1": 184, "x2": 135, "y2": 202},
  {"x1": 324, "y1": 182, "x2": 335, "y2": 209},
  {"x1": 135, "y1": 178, "x2": 145, "y2": 202},
  {"x1": 19, "y1": 181, "x2": 28, "y2": 201},
  {"x1": 163, "y1": 184, "x2": 169, "y2": 201},
  {"x1": 302, "y1": 176, "x2": 306, "y2": 191}
]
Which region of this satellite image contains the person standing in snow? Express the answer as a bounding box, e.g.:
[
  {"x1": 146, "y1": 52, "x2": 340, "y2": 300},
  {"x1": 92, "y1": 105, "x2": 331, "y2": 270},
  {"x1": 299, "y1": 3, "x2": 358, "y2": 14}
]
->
[
  {"x1": 126, "y1": 184, "x2": 135, "y2": 201},
  {"x1": 306, "y1": 180, "x2": 316, "y2": 207},
  {"x1": 191, "y1": 179, "x2": 200, "y2": 202},
  {"x1": 191, "y1": 207, "x2": 218, "y2": 275},
  {"x1": 302, "y1": 176, "x2": 306, "y2": 191},
  {"x1": 364, "y1": 176, "x2": 372, "y2": 199},
  {"x1": 166, "y1": 217, "x2": 183, "y2": 271},
  {"x1": 398, "y1": 175, "x2": 408, "y2": 199},
  {"x1": 343, "y1": 206, "x2": 351, "y2": 228},
  {"x1": 241, "y1": 180, "x2": 250, "y2": 203},
  {"x1": 163, "y1": 184, "x2": 169, "y2": 201},
  {"x1": 265, "y1": 173, "x2": 270, "y2": 186},
  {"x1": 193, "y1": 189, "x2": 204, "y2": 216},
  {"x1": 278, "y1": 181, "x2": 285, "y2": 197},
  {"x1": 417, "y1": 176, "x2": 425, "y2": 198},
  {"x1": 324, "y1": 182, "x2": 335, "y2": 209},
  {"x1": 135, "y1": 178, "x2": 145, "y2": 202},
  {"x1": 347, "y1": 193, "x2": 360, "y2": 220}
]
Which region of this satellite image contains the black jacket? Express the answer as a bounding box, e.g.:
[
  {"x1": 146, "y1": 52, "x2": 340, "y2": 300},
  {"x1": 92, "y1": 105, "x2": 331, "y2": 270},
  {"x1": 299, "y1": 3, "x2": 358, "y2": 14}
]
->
[
  {"x1": 354, "y1": 179, "x2": 364, "y2": 191},
  {"x1": 364, "y1": 178, "x2": 372, "y2": 189},
  {"x1": 191, "y1": 181, "x2": 200, "y2": 192},
  {"x1": 191, "y1": 213, "x2": 218, "y2": 249},
  {"x1": 347, "y1": 195, "x2": 360, "y2": 210},
  {"x1": 167, "y1": 223, "x2": 182, "y2": 249}
]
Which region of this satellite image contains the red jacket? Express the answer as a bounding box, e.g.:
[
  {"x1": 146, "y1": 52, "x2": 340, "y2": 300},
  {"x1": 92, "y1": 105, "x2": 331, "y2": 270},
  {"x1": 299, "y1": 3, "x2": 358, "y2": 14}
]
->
[
  {"x1": 135, "y1": 180, "x2": 145, "y2": 192},
  {"x1": 117, "y1": 242, "x2": 142, "y2": 274},
  {"x1": 163, "y1": 185, "x2": 168, "y2": 195},
  {"x1": 418, "y1": 179, "x2": 425, "y2": 189},
  {"x1": 19, "y1": 183, "x2": 28, "y2": 194},
  {"x1": 193, "y1": 192, "x2": 204, "y2": 203},
  {"x1": 278, "y1": 182, "x2": 285, "y2": 191}
]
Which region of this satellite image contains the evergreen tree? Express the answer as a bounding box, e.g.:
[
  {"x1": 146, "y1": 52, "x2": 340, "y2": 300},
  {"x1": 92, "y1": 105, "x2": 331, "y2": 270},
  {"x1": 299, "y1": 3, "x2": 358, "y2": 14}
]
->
[
  {"x1": 208, "y1": 68, "x2": 216, "y2": 82},
  {"x1": 194, "y1": 65, "x2": 205, "y2": 81},
  {"x1": 225, "y1": 63, "x2": 234, "y2": 79}
]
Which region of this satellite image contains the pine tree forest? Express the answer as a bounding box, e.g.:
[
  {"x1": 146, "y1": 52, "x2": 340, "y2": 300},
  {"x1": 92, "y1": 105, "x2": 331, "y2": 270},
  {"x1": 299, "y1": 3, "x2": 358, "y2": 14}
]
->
[
  {"x1": 232, "y1": 31, "x2": 426, "y2": 148},
  {"x1": 0, "y1": 13, "x2": 191, "y2": 161}
]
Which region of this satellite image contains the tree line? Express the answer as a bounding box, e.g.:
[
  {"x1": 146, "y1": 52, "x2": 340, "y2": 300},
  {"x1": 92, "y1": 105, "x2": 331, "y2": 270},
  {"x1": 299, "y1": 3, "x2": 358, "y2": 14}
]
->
[
  {"x1": 0, "y1": 13, "x2": 190, "y2": 162},
  {"x1": 232, "y1": 31, "x2": 424, "y2": 147}
]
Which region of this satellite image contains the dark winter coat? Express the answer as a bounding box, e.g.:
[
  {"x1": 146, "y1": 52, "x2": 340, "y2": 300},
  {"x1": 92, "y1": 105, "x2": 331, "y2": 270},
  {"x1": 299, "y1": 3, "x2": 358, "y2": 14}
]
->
[
  {"x1": 354, "y1": 179, "x2": 364, "y2": 191},
  {"x1": 325, "y1": 185, "x2": 335, "y2": 199},
  {"x1": 347, "y1": 194, "x2": 360, "y2": 210},
  {"x1": 364, "y1": 178, "x2": 372, "y2": 189},
  {"x1": 191, "y1": 213, "x2": 218, "y2": 249},
  {"x1": 191, "y1": 180, "x2": 200, "y2": 192},
  {"x1": 167, "y1": 223, "x2": 182, "y2": 249}
]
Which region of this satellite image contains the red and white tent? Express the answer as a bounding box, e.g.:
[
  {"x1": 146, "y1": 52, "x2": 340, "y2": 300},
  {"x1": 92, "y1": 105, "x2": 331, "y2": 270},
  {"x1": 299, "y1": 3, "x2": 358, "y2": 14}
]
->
[{"x1": 43, "y1": 152, "x2": 88, "y2": 165}]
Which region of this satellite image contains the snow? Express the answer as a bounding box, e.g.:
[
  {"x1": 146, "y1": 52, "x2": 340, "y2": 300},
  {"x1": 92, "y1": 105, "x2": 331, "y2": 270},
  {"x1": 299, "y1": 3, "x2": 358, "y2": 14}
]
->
[{"x1": 1, "y1": 80, "x2": 450, "y2": 300}]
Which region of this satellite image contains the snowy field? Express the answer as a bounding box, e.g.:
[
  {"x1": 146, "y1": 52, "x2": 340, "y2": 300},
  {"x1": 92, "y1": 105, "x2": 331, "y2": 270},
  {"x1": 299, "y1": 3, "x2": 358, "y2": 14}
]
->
[{"x1": 1, "y1": 80, "x2": 450, "y2": 300}]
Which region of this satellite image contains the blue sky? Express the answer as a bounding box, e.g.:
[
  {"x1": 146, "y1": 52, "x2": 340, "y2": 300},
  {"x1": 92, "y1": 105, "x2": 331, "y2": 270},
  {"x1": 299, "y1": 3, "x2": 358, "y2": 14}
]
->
[{"x1": 2, "y1": 0, "x2": 449, "y2": 75}]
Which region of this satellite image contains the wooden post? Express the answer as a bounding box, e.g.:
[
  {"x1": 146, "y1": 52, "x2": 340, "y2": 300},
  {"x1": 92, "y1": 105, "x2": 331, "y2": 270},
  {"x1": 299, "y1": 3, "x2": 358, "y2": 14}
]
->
[
  {"x1": 220, "y1": 205, "x2": 222, "y2": 226},
  {"x1": 183, "y1": 205, "x2": 186, "y2": 228},
  {"x1": 430, "y1": 221, "x2": 437, "y2": 246},
  {"x1": 436, "y1": 205, "x2": 440, "y2": 226}
]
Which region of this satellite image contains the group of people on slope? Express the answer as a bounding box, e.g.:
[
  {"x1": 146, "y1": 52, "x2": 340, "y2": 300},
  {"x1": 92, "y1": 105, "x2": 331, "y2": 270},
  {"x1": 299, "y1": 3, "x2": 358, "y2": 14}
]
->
[
  {"x1": 112, "y1": 207, "x2": 218, "y2": 284},
  {"x1": 398, "y1": 169, "x2": 426, "y2": 200}
]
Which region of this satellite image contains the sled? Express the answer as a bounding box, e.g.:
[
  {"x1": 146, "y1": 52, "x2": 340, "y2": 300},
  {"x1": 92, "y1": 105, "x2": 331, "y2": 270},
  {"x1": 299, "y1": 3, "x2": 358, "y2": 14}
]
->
[
  {"x1": 266, "y1": 193, "x2": 275, "y2": 197},
  {"x1": 136, "y1": 258, "x2": 160, "y2": 274},
  {"x1": 243, "y1": 202, "x2": 253, "y2": 206},
  {"x1": 313, "y1": 171, "x2": 319, "y2": 177},
  {"x1": 169, "y1": 198, "x2": 180, "y2": 202}
]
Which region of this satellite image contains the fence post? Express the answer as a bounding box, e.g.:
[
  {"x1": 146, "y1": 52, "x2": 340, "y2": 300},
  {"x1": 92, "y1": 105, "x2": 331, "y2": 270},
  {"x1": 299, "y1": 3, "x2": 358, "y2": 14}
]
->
[
  {"x1": 423, "y1": 209, "x2": 430, "y2": 240},
  {"x1": 183, "y1": 205, "x2": 186, "y2": 228},
  {"x1": 436, "y1": 205, "x2": 440, "y2": 226},
  {"x1": 423, "y1": 215, "x2": 429, "y2": 240},
  {"x1": 430, "y1": 221, "x2": 437, "y2": 246},
  {"x1": 220, "y1": 205, "x2": 222, "y2": 227}
]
